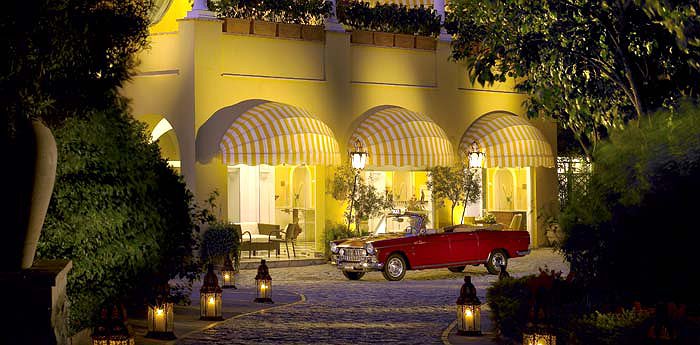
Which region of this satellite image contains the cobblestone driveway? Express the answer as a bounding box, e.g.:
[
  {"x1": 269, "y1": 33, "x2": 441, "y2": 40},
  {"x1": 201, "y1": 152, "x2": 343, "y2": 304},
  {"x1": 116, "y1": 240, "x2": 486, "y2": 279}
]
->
[{"x1": 178, "y1": 249, "x2": 568, "y2": 345}]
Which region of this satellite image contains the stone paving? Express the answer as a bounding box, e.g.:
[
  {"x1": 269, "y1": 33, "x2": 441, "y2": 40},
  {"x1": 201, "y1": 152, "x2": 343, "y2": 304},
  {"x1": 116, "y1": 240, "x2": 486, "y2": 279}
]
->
[{"x1": 177, "y1": 248, "x2": 569, "y2": 345}]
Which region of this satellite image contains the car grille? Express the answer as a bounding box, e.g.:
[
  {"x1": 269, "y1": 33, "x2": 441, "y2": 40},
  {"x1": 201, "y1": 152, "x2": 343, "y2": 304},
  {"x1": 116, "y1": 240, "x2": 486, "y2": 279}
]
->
[{"x1": 338, "y1": 248, "x2": 366, "y2": 263}]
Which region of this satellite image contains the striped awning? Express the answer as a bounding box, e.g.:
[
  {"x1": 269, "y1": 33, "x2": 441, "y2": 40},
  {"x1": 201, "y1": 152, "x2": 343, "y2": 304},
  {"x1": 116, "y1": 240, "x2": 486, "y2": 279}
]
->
[
  {"x1": 460, "y1": 113, "x2": 554, "y2": 168},
  {"x1": 366, "y1": 0, "x2": 433, "y2": 7},
  {"x1": 350, "y1": 106, "x2": 454, "y2": 169},
  {"x1": 219, "y1": 102, "x2": 340, "y2": 166}
]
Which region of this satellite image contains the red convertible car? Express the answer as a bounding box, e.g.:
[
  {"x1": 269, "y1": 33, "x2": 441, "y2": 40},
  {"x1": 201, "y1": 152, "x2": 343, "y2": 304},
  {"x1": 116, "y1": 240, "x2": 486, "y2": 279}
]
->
[{"x1": 330, "y1": 211, "x2": 531, "y2": 281}]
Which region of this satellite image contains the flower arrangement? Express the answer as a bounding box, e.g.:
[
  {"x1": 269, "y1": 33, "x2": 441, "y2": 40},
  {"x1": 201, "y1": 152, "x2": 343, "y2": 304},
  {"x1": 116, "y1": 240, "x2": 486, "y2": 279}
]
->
[{"x1": 476, "y1": 212, "x2": 497, "y2": 224}]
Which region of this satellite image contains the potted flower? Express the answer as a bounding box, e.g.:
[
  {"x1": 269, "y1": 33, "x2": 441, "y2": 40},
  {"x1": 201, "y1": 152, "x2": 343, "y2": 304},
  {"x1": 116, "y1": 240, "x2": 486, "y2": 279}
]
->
[
  {"x1": 301, "y1": 0, "x2": 332, "y2": 41},
  {"x1": 213, "y1": 0, "x2": 254, "y2": 34}
]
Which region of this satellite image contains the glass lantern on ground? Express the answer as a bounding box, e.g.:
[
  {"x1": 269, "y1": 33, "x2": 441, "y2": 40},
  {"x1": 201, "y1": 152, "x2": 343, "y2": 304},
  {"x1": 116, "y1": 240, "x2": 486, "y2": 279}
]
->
[
  {"x1": 523, "y1": 326, "x2": 556, "y2": 345},
  {"x1": 221, "y1": 255, "x2": 237, "y2": 289},
  {"x1": 146, "y1": 283, "x2": 175, "y2": 339},
  {"x1": 91, "y1": 305, "x2": 135, "y2": 345},
  {"x1": 456, "y1": 275, "x2": 482, "y2": 336},
  {"x1": 200, "y1": 264, "x2": 223, "y2": 320},
  {"x1": 254, "y1": 259, "x2": 273, "y2": 303},
  {"x1": 348, "y1": 139, "x2": 369, "y2": 231}
]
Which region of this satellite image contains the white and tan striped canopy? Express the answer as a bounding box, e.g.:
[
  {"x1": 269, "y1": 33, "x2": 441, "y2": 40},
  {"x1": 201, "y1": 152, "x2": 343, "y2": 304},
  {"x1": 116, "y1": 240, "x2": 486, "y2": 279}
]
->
[
  {"x1": 460, "y1": 113, "x2": 554, "y2": 168},
  {"x1": 350, "y1": 106, "x2": 454, "y2": 169},
  {"x1": 219, "y1": 102, "x2": 340, "y2": 166},
  {"x1": 366, "y1": 0, "x2": 434, "y2": 7}
]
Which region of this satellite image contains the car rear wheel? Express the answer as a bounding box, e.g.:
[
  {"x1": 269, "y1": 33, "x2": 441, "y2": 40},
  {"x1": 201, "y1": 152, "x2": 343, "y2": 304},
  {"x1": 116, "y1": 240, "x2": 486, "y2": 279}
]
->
[
  {"x1": 382, "y1": 253, "x2": 407, "y2": 281},
  {"x1": 448, "y1": 266, "x2": 466, "y2": 273},
  {"x1": 485, "y1": 249, "x2": 508, "y2": 275},
  {"x1": 342, "y1": 271, "x2": 365, "y2": 280}
]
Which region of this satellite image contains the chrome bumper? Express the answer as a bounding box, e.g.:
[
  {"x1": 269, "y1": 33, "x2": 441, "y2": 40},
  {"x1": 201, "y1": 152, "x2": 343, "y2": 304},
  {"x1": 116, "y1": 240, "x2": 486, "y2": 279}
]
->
[{"x1": 330, "y1": 254, "x2": 384, "y2": 272}]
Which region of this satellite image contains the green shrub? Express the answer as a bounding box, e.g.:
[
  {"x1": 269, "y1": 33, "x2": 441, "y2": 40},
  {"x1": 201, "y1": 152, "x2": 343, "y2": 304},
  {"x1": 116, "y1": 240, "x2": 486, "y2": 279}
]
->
[
  {"x1": 337, "y1": 1, "x2": 441, "y2": 36},
  {"x1": 213, "y1": 0, "x2": 332, "y2": 24},
  {"x1": 38, "y1": 106, "x2": 199, "y2": 333},
  {"x1": 559, "y1": 103, "x2": 700, "y2": 306},
  {"x1": 324, "y1": 221, "x2": 354, "y2": 257},
  {"x1": 574, "y1": 310, "x2": 651, "y2": 345},
  {"x1": 201, "y1": 222, "x2": 240, "y2": 264},
  {"x1": 487, "y1": 276, "x2": 532, "y2": 339}
]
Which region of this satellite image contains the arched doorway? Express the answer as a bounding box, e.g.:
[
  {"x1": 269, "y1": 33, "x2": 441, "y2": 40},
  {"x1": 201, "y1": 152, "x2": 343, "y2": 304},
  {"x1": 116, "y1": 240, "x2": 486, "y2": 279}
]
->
[
  {"x1": 349, "y1": 105, "x2": 455, "y2": 230},
  {"x1": 198, "y1": 100, "x2": 340, "y2": 246},
  {"x1": 460, "y1": 111, "x2": 555, "y2": 245}
]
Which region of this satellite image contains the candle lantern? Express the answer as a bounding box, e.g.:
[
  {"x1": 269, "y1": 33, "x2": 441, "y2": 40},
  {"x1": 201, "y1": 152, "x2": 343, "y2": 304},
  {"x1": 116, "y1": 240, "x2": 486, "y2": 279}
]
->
[
  {"x1": 456, "y1": 275, "x2": 482, "y2": 336},
  {"x1": 91, "y1": 305, "x2": 135, "y2": 345},
  {"x1": 145, "y1": 283, "x2": 175, "y2": 339},
  {"x1": 522, "y1": 325, "x2": 556, "y2": 345},
  {"x1": 200, "y1": 264, "x2": 223, "y2": 320},
  {"x1": 254, "y1": 259, "x2": 273, "y2": 303},
  {"x1": 221, "y1": 255, "x2": 237, "y2": 289}
]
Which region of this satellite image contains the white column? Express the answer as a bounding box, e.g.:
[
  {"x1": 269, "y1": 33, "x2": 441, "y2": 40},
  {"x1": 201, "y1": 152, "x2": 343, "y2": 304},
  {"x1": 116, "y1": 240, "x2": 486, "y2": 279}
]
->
[
  {"x1": 434, "y1": 0, "x2": 451, "y2": 41},
  {"x1": 325, "y1": 0, "x2": 345, "y2": 32},
  {"x1": 186, "y1": 0, "x2": 217, "y2": 19}
]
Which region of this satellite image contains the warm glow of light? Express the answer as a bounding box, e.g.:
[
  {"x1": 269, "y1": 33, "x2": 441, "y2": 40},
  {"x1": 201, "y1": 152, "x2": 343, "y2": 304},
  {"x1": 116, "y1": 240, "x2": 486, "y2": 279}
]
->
[
  {"x1": 224, "y1": 273, "x2": 230, "y2": 279},
  {"x1": 208, "y1": 296, "x2": 215, "y2": 305},
  {"x1": 261, "y1": 283, "x2": 267, "y2": 289},
  {"x1": 465, "y1": 309, "x2": 473, "y2": 317},
  {"x1": 155, "y1": 308, "x2": 164, "y2": 316}
]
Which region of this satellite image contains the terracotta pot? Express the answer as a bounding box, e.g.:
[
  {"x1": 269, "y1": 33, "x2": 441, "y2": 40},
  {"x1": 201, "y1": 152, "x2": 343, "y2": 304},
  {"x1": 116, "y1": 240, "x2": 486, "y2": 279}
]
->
[
  {"x1": 223, "y1": 18, "x2": 252, "y2": 34},
  {"x1": 301, "y1": 25, "x2": 325, "y2": 41},
  {"x1": 373, "y1": 32, "x2": 394, "y2": 47},
  {"x1": 278, "y1": 23, "x2": 302, "y2": 39},
  {"x1": 1, "y1": 120, "x2": 57, "y2": 270},
  {"x1": 252, "y1": 20, "x2": 277, "y2": 37},
  {"x1": 394, "y1": 34, "x2": 415, "y2": 48},
  {"x1": 415, "y1": 36, "x2": 437, "y2": 50},
  {"x1": 350, "y1": 30, "x2": 373, "y2": 44}
]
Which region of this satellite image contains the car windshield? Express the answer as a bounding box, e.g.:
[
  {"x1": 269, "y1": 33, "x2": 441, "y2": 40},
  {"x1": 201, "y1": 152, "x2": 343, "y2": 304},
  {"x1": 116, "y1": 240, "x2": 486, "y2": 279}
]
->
[{"x1": 374, "y1": 214, "x2": 423, "y2": 235}]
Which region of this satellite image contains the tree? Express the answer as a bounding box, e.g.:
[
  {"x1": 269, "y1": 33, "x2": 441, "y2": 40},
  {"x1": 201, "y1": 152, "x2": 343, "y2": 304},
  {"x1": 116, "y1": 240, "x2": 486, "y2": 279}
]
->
[
  {"x1": 350, "y1": 179, "x2": 393, "y2": 233},
  {"x1": 427, "y1": 163, "x2": 481, "y2": 225},
  {"x1": 0, "y1": 0, "x2": 150, "y2": 138},
  {"x1": 559, "y1": 102, "x2": 700, "y2": 305},
  {"x1": 446, "y1": 0, "x2": 700, "y2": 156},
  {"x1": 38, "y1": 105, "x2": 200, "y2": 331}
]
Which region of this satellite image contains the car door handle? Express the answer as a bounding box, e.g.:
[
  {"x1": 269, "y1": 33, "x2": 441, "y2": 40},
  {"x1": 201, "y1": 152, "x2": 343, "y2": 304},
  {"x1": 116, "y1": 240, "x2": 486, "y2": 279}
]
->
[{"x1": 414, "y1": 240, "x2": 427, "y2": 245}]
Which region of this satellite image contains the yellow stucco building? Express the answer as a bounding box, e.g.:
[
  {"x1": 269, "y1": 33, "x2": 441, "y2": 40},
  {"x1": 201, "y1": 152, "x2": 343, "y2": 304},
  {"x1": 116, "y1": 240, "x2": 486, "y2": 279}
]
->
[{"x1": 122, "y1": 0, "x2": 558, "y2": 254}]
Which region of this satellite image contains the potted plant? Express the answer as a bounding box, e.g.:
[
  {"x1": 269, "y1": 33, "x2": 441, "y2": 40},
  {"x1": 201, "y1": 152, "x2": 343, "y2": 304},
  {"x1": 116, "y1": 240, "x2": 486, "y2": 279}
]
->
[
  {"x1": 301, "y1": 0, "x2": 331, "y2": 41},
  {"x1": 278, "y1": 22, "x2": 303, "y2": 39},
  {"x1": 373, "y1": 31, "x2": 394, "y2": 46},
  {"x1": 213, "y1": 0, "x2": 254, "y2": 34},
  {"x1": 338, "y1": 0, "x2": 373, "y2": 44},
  {"x1": 224, "y1": 18, "x2": 253, "y2": 34},
  {"x1": 394, "y1": 33, "x2": 415, "y2": 48},
  {"x1": 415, "y1": 7, "x2": 440, "y2": 50}
]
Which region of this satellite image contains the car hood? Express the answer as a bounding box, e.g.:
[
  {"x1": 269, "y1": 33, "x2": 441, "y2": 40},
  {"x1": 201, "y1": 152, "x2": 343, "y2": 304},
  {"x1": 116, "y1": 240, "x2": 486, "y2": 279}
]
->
[{"x1": 335, "y1": 233, "x2": 403, "y2": 248}]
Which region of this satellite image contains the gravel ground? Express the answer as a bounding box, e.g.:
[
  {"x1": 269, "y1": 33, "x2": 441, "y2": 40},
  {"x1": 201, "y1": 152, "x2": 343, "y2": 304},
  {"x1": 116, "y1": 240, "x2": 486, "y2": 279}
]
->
[{"x1": 177, "y1": 248, "x2": 568, "y2": 345}]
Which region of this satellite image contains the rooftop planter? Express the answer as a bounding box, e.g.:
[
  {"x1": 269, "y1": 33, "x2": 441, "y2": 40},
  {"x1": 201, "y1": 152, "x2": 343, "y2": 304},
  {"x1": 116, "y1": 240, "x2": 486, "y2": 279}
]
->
[
  {"x1": 339, "y1": 1, "x2": 440, "y2": 50},
  {"x1": 214, "y1": 0, "x2": 331, "y2": 41}
]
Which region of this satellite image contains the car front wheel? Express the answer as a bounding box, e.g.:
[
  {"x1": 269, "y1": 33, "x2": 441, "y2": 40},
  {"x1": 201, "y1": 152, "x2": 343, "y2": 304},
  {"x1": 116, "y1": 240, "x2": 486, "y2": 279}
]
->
[
  {"x1": 485, "y1": 249, "x2": 508, "y2": 275},
  {"x1": 382, "y1": 253, "x2": 407, "y2": 281},
  {"x1": 342, "y1": 271, "x2": 365, "y2": 280}
]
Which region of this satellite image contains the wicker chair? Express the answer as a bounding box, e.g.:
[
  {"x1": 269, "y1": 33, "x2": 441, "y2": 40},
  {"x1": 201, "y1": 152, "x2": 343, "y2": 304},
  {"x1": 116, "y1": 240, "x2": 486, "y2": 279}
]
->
[{"x1": 270, "y1": 223, "x2": 302, "y2": 258}]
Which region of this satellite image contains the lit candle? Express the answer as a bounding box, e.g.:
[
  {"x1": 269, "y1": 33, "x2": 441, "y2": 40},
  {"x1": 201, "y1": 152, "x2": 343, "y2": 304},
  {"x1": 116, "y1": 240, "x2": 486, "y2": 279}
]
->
[{"x1": 208, "y1": 296, "x2": 215, "y2": 305}]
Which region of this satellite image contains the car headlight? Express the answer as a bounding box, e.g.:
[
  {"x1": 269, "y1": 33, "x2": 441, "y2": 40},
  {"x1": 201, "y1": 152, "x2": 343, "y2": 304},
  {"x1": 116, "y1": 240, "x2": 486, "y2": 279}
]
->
[
  {"x1": 365, "y1": 243, "x2": 376, "y2": 255},
  {"x1": 330, "y1": 242, "x2": 339, "y2": 254}
]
